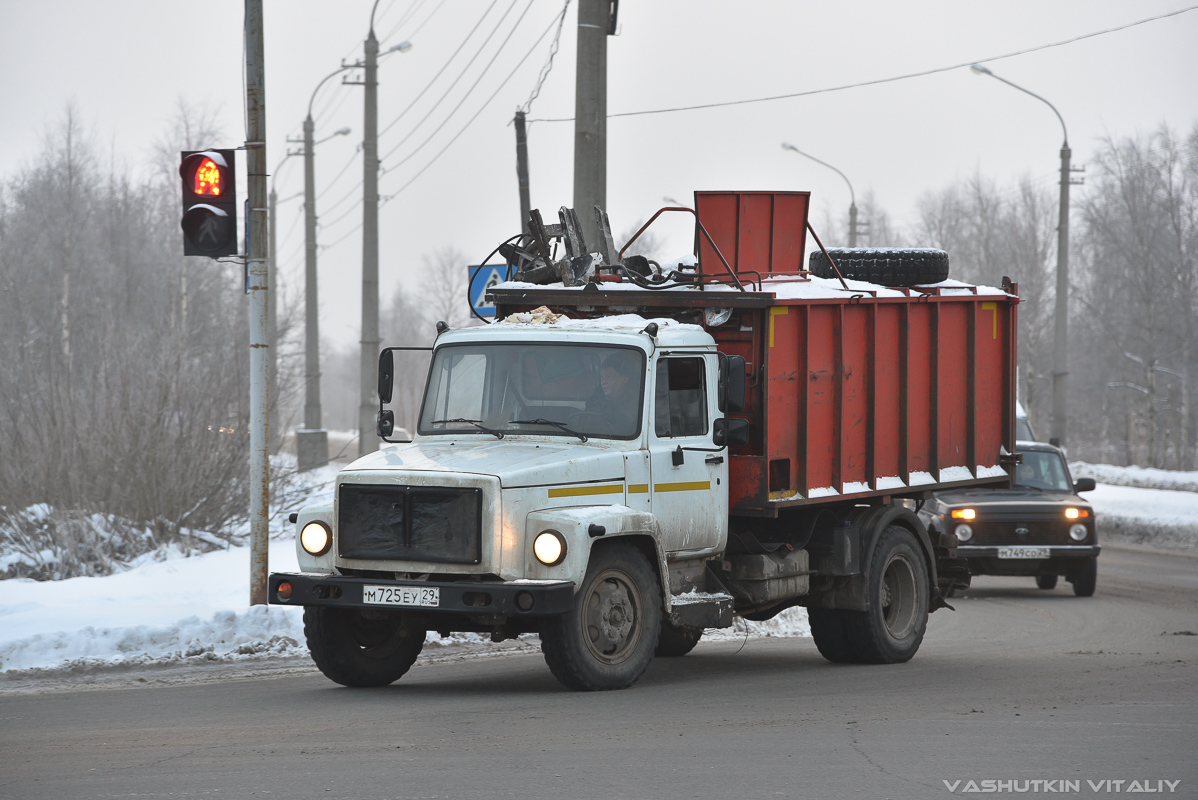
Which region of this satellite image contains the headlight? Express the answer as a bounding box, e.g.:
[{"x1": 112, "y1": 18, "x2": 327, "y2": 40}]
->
[
  {"x1": 300, "y1": 521, "x2": 332, "y2": 556},
  {"x1": 533, "y1": 530, "x2": 567, "y2": 566},
  {"x1": 1069, "y1": 523, "x2": 1088, "y2": 541},
  {"x1": 954, "y1": 524, "x2": 973, "y2": 542}
]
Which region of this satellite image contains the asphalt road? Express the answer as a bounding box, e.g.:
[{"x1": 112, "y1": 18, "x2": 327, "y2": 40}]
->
[{"x1": 2, "y1": 545, "x2": 1195, "y2": 800}]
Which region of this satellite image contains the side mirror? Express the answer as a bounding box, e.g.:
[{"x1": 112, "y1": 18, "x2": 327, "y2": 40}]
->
[
  {"x1": 719, "y1": 355, "x2": 746, "y2": 413},
  {"x1": 377, "y1": 409, "x2": 395, "y2": 439},
  {"x1": 1073, "y1": 477, "x2": 1096, "y2": 493},
  {"x1": 378, "y1": 349, "x2": 394, "y2": 404},
  {"x1": 713, "y1": 417, "x2": 750, "y2": 448}
]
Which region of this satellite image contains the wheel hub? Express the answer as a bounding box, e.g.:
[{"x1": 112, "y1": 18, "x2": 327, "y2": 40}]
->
[{"x1": 584, "y1": 574, "x2": 639, "y2": 662}]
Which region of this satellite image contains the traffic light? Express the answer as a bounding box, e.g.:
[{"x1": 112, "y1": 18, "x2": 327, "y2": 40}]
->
[{"x1": 180, "y1": 149, "x2": 238, "y2": 257}]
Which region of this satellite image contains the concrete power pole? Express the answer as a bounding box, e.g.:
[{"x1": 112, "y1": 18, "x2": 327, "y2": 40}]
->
[
  {"x1": 514, "y1": 110, "x2": 531, "y2": 232},
  {"x1": 848, "y1": 203, "x2": 859, "y2": 248},
  {"x1": 1050, "y1": 143, "x2": 1072, "y2": 447},
  {"x1": 244, "y1": 0, "x2": 270, "y2": 606},
  {"x1": 573, "y1": 0, "x2": 613, "y2": 248},
  {"x1": 267, "y1": 186, "x2": 278, "y2": 453},
  {"x1": 297, "y1": 115, "x2": 329, "y2": 470},
  {"x1": 358, "y1": 27, "x2": 381, "y2": 458}
]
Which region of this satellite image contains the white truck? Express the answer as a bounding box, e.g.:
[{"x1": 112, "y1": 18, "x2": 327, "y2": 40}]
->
[{"x1": 269, "y1": 194, "x2": 1017, "y2": 691}]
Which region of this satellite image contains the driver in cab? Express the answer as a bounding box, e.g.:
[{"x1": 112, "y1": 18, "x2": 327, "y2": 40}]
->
[{"x1": 584, "y1": 352, "x2": 640, "y2": 435}]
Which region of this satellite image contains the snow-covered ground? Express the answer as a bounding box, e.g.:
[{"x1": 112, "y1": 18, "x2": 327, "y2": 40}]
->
[{"x1": 5, "y1": 457, "x2": 1194, "y2": 680}]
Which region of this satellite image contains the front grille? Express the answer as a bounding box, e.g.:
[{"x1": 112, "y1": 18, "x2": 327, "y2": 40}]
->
[
  {"x1": 338, "y1": 484, "x2": 482, "y2": 564},
  {"x1": 970, "y1": 519, "x2": 1080, "y2": 546}
]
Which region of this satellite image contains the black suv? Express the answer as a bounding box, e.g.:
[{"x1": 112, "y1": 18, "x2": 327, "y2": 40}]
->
[{"x1": 919, "y1": 441, "x2": 1100, "y2": 596}]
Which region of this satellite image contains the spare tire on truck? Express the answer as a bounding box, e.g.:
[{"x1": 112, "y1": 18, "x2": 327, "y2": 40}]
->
[{"x1": 809, "y1": 248, "x2": 949, "y2": 287}]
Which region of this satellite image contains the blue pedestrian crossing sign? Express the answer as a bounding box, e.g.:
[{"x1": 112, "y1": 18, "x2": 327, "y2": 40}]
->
[{"x1": 469, "y1": 264, "x2": 508, "y2": 318}]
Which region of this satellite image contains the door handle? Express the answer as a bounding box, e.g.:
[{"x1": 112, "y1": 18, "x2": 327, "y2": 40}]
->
[{"x1": 705, "y1": 455, "x2": 724, "y2": 465}]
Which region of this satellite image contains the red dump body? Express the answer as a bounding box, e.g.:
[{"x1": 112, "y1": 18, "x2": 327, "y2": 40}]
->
[{"x1": 492, "y1": 190, "x2": 1018, "y2": 517}]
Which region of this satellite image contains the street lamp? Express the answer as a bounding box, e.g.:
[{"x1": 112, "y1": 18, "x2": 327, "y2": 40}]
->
[
  {"x1": 781, "y1": 142, "x2": 861, "y2": 247},
  {"x1": 971, "y1": 63, "x2": 1077, "y2": 447},
  {"x1": 292, "y1": 67, "x2": 356, "y2": 471}
]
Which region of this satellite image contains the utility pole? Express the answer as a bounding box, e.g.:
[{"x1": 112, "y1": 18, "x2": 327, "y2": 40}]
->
[
  {"x1": 848, "y1": 203, "x2": 859, "y2": 248},
  {"x1": 514, "y1": 110, "x2": 531, "y2": 232},
  {"x1": 267, "y1": 186, "x2": 278, "y2": 453},
  {"x1": 358, "y1": 25, "x2": 381, "y2": 458},
  {"x1": 573, "y1": 0, "x2": 614, "y2": 248},
  {"x1": 1051, "y1": 143, "x2": 1073, "y2": 447},
  {"x1": 244, "y1": 0, "x2": 270, "y2": 606},
  {"x1": 298, "y1": 115, "x2": 329, "y2": 470}
]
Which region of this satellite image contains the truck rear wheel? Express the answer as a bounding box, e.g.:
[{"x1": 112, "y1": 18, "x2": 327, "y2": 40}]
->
[
  {"x1": 843, "y1": 525, "x2": 930, "y2": 664},
  {"x1": 655, "y1": 621, "x2": 703, "y2": 657},
  {"x1": 808, "y1": 609, "x2": 861, "y2": 664},
  {"x1": 303, "y1": 606, "x2": 425, "y2": 687},
  {"x1": 541, "y1": 543, "x2": 662, "y2": 690}
]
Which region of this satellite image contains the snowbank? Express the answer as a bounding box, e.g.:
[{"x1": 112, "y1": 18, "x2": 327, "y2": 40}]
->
[
  {"x1": 1071, "y1": 462, "x2": 1198, "y2": 493},
  {"x1": 1087, "y1": 483, "x2": 1198, "y2": 552}
]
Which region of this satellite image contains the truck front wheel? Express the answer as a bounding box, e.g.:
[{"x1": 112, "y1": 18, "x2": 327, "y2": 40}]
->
[
  {"x1": 843, "y1": 525, "x2": 930, "y2": 664},
  {"x1": 303, "y1": 606, "x2": 425, "y2": 687},
  {"x1": 541, "y1": 544, "x2": 663, "y2": 690}
]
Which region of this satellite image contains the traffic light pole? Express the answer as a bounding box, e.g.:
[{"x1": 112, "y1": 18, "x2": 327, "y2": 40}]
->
[
  {"x1": 268, "y1": 186, "x2": 278, "y2": 454},
  {"x1": 244, "y1": 0, "x2": 270, "y2": 606},
  {"x1": 359, "y1": 27, "x2": 380, "y2": 458}
]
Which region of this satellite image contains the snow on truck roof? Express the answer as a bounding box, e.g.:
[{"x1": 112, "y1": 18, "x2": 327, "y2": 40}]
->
[
  {"x1": 490, "y1": 307, "x2": 707, "y2": 340},
  {"x1": 494, "y1": 274, "x2": 1012, "y2": 302}
]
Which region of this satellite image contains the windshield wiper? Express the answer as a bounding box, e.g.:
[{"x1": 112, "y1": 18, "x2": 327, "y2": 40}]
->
[
  {"x1": 430, "y1": 418, "x2": 504, "y2": 439},
  {"x1": 509, "y1": 418, "x2": 588, "y2": 442}
]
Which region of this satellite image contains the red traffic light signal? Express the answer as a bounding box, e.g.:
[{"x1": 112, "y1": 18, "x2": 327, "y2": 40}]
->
[{"x1": 180, "y1": 149, "x2": 237, "y2": 257}]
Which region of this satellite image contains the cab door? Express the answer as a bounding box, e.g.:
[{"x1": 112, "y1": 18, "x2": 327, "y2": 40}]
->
[{"x1": 648, "y1": 354, "x2": 727, "y2": 555}]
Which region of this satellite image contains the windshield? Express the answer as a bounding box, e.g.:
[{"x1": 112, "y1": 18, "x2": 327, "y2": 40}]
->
[
  {"x1": 418, "y1": 343, "x2": 646, "y2": 440},
  {"x1": 1014, "y1": 451, "x2": 1072, "y2": 491}
]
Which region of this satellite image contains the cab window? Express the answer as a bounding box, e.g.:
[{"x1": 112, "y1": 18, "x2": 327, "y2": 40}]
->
[{"x1": 654, "y1": 357, "x2": 707, "y2": 438}]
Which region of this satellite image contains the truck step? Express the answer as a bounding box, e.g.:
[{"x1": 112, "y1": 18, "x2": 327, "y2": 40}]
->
[{"x1": 669, "y1": 591, "x2": 735, "y2": 629}]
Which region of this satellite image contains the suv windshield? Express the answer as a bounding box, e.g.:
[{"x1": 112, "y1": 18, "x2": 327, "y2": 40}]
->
[
  {"x1": 418, "y1": 343, "x2": 646, "y2": 440},
  {"x1": 1014, "y1": 451, "x2": 1072, "y2": 492}
]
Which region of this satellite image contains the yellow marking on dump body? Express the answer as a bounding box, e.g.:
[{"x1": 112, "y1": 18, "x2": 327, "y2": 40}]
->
[
  {"x1": 982, "y1": 301, "x2": 998, "y2": 339},
  {"x1": 769, "y1": 306, "x2": 788, "y2": 347},
  {"x1": 654, "y1": 481, "x2": 711, "y2": 493},
  {"x1": 547, "y1": 483, "x2": 624, "y2": 498}
]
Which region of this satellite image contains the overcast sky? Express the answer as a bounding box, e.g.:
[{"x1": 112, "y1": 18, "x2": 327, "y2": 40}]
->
[{"x1": 2, "y1": 0, "x2": 1196, "y2": 348}]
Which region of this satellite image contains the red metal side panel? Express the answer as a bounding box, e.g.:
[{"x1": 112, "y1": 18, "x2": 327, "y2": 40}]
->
[
  {"x1": 694, "y1": 193, "x2": 740, "y2": 273},
  {"x1": 974, "y1": 300, "x2": 1007, "y2": 467},
  {"x1": 805, "y1": 306, "x2": 837, "y2": 492},
  {"x1": 695, "y1": 191, "x2": 811, "y2": 278},
  {"x1": 770, "y1": 193, "x2": 809, "y2": 274},
  {"x1": 766, "y1": 306, "x2": 800, "y2": 496},
  {"x1": 937, "y1": 302, "x2": 969, "y2": 471},
  {"x1": 738, "y1": 194, "x2": 775, "y2": 278},
  {"x1": 840, "y1": 305, "x2": 869, "y2": 488},
  {"x1": 873, "y1": 305, "x2": 902, "y2": 483},
  {"x1": 905, "y1": 305, "x2": 932, "y2": 474}
]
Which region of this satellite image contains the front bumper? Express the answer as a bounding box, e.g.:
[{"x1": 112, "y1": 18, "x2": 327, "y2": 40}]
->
[
  {"x1": 957, "y1": 545, "x2": 1100, "y2": 559},
  {"x1": 268, "y1": 572, "x2": 576, "y2": 616}
]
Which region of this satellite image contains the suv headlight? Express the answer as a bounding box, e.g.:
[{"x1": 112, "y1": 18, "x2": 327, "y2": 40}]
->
[
  {"x1": 1069, "y1": 523, "x2": 1088, "y2": 542},
  {"x1": 954, "y1": 524, "x2": 973, "y2": 542}
]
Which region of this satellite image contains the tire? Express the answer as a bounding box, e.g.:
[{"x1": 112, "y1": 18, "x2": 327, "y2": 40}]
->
[
  {"x1": 842, "y1": 525, "x2": 930, "y2": 664},
  {"x1": 1070, "y1": 557, "x2": 1097, "y2": 597},
  {"x1": 808, "y1": 608, "x2": 860, "y2": 664},
  {"x1": 541, "y1": 543, "x2": 663, "y2": 691},
  {"x1": 303, "y1": 606, "x2": 425, "y2": 687},
  {"x1": 809, "y1": 248, "x2": 949, "y2": 287},
  {"x1": 1036, "y1": 574, "x2": 1059, "y2": 590},
  {"x1": 656, "y1": 621, "x2": 702, "y2": 657}
]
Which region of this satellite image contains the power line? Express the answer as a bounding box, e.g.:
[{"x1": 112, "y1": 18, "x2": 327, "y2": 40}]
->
[
  {"x1": 521, "y1": 0, "x2": 570, "y2": 113},
  {"x1": 315, "y1": 143, "x2": 364, "y2": 202},
  {"x1": 377, "y1": 0, "x2": 522, "y2": 166},
  {"x1": 528, "y1": 6, "x2": 1198, "y2": 123},
  {"x1": 381, "y1": 1, "x2": 565, "y2": 201},
  {"x1": 379, "y1": 0, "x2": 427, "y2": 43},
  {"x1": 381, "y1": 0, "x2": 535, "y2": 170},
  {"x1": 378, "y1": 0, "x2": 499, "y2": 139}
]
